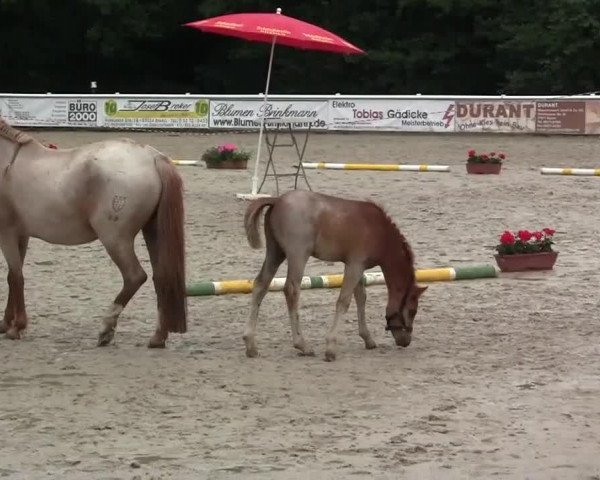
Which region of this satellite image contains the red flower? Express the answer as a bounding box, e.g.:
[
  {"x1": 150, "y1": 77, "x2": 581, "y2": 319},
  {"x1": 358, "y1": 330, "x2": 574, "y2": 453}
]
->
[
  {"x1": 518, "y1": 230, "x2": 533, "y2": 242},
  {"x1": 490, "y1": 151, "x2": 496, "y2": 156},
  {"x1": 468, "y1": 149, "x2": 476, "y2": 157},
  {"x1": 500, "y1": 230, "x2": 515, "y2": 245},
  {"x1": 499, "y1": 153, "x2": 506, "y2": 159},
  {"x1": 543, "y1": 228, "x2": 555, "y2": 236},
  {"x1": 532, "y1": 231, "x2": 543, "y2": 240},
  {"x1": 481, "y1": 154, "x2": 489, "y2": 160}
]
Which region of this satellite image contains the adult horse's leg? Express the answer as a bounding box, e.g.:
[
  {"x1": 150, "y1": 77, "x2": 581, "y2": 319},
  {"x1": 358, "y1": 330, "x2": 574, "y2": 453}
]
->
[
  {"x1": 97, "y1": 237, "x2": 148, "y2": 346},
  {"x1": 142, "y1": 216, "x2": 186, "y2": 348},
  {"x1": 324, "y1": 263, "x2": 365, "y2": 361},
  {"x1": 142, "y1": 220, "x2": 164, "y2": 346},
  {"x1": 354, "y1": 282, "x2": 377, "y2": 350},
  {"x1": 283, "y1": 252, "x2": 313, "y2": 356},
  {"x1": 1, "y1": 236, "x2": 28, "y2": 335},
  {"x1": 140, "y1": 156, "x2": 187, "y2": 348},
  {"x1": 243, "y1": 220, "x2": 285, "y2": 358},
  {"x1": 0, "y1": 233, "x2": 29, "y2": 339}
]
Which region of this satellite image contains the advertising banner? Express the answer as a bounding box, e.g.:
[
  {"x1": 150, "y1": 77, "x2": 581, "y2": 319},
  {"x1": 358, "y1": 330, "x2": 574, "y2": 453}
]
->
[
  {"x1": 535, "y1": 101, "x2": 586, "y2": 134},
  {"x1": 102, "y1": 97, "x2": 209, "y2": 129},
  {"x1": 0, "y1": 97, "x2": 100, "y2": 127},
  {"x1": 209, "y1": 99, "x2": 328, "y2": 130},
  {"x1": 328, "y1": 99, "x2": 455, "y2": 132},
  {"x1": 454, "y1": 100, "x2": 536, "y2": 133},
  {"x1": 585, "y1": 100, "x2": 600, "y2": 134}
]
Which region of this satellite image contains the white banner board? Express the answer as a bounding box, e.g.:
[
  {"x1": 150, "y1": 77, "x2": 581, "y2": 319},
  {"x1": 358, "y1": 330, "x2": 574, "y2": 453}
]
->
[
  {"x1": 209, "y1": 100, "x2": 328, "y2": 130},
  {"x1": 102, "y1": 97, "x2": 209, "y2": 129},
  {"x1": 328, "y1": 99, "x2": 456, "y2": 132}
]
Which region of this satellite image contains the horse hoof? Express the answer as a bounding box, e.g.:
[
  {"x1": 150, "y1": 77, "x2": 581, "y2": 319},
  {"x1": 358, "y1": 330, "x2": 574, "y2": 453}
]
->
[
  {"x1": 324, "y1": 350, "x2": 336, "y2": 362},
  {"x1": 0, "y1": 323, "x2": 8, "y2": 335},
  {"x1": 365, "y1": 340, "x2": 377, "y2": 350},
  {"x1": 97, "y1": 330, "x2": 114, "y2": 347},
  {"x1": 5, "y1": 328, "x2": 21, "y2": 340},
  {"x1": 147, "y1": 336, "x2": 166, "y2": 349},
  {"x1": 297, "y1": 348, "x2": 315, "y2": 357},
  {"x1": 245, "y1": 347, "x2": 259, "y2": 358}
]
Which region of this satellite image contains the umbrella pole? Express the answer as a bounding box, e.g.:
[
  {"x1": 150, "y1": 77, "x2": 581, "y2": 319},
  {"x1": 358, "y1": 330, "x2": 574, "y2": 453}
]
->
[{"x1": 249, "y1": 35, "x2": 276, "y2": 196}]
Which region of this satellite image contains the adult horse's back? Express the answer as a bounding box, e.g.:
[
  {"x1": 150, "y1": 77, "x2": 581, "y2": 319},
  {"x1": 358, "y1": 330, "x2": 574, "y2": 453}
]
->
[{"x1": 0, "y1": 118, "x2": 187, "y2": 347}]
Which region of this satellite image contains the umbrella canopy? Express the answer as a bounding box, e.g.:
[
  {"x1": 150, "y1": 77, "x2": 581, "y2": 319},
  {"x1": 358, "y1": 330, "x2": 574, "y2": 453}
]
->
[
  {"x1": 184, "y1": 8, "x2": 365, "y2": 199},
  {"x1": 184, "y1": 10, "x2": 364, "y2": 55}
]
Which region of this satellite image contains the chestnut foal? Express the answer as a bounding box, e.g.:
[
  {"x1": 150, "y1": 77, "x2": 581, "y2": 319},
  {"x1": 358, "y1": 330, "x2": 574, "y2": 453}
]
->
[{"x1": 243, "y1": 190, "x2": 427, "y2": 361}]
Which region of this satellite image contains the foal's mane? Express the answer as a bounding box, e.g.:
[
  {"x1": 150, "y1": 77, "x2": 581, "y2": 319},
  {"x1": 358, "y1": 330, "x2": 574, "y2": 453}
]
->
[
  {"x1": 0, "y1": 117, "x2": 33, "y2": 145},
  {"x1": 367, "y1": 200, "x2": 416, "y2": 282}
]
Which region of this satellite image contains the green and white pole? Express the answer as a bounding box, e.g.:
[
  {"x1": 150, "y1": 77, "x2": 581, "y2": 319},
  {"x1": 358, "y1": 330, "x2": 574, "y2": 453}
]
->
[{"x1": 186, "y1": 264, "x2": 499, "y2": 297}]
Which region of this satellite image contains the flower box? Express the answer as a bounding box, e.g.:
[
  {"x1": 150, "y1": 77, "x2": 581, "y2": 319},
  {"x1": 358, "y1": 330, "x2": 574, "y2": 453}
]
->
[
  {"x1": 494, "y1": 228, "x2": 558, "y2": 272},
  {"x1": 494, "y1": 251, "x2": 558, "y2": 272},
  {"x1": 202, "y1": 143, "x2": 250, "y2": 170},
  {"x1": 466, "y1": 149, "x2": 504, "y2": 174}
]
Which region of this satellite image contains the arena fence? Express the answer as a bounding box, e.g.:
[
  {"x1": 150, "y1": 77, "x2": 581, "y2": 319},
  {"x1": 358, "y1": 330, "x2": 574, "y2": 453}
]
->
[{"x1": 1, "y1": 93, "x2": 599, "y2": 136}]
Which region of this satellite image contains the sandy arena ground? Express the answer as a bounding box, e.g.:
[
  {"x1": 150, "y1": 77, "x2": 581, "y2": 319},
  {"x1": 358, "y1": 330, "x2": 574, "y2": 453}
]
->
[{"x1": 0, "y1": 129, "x2": 599, "y2": 479}]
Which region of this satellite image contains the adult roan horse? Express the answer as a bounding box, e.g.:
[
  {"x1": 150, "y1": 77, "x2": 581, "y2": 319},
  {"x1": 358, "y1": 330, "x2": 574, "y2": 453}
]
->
[
  {"x1": 243, "y1": 190, "x2": 427, "y2": 361},
  {"x1": 0, "y1": 118, "x2": 187, "y2": 347}
]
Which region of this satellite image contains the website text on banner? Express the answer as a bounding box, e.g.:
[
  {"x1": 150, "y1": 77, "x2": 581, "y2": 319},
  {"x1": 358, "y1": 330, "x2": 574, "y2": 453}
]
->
[
  {"x1": 328, "y1": 99, "x2": 455, "y2": 132},
  {"x1": 209, "y1": 100, "x2": 328, "y2": 130}
]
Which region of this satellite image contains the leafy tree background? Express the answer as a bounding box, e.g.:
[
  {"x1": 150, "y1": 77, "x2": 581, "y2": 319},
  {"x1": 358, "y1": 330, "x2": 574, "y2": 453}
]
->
[{"x1": 0, "y1": 0, "x2": 598, "y2": 95}]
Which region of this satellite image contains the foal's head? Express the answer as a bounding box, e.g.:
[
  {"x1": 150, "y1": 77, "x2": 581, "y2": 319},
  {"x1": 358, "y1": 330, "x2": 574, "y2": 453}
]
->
[
  {"x1": 385, "y1": 282, "x2": 427, "y2": 347},
  {"x1": 380, "y1": 213, "x2": 428, "y2": 347}
]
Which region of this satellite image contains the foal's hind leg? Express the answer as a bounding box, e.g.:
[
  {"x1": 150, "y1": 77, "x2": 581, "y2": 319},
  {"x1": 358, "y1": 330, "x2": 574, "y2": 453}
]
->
[
  {"x1": 0, "y1": 236, "x2": 28, "y2": 335},
  {"x1": 354, "y1": 282, "x2": 377, "y2": 350},
  {"x1": 283, "y1": 253, "x2": 313, "y2": 356},
  {"x1": 243, "y1": 238, "x2": 285, "y2": 358},
  {"x1": 324, "y1": 263, "x2": 365, "y2": 362},
  {"x1": 97, "y1": 237, "x2": 148, "y2": 346}
]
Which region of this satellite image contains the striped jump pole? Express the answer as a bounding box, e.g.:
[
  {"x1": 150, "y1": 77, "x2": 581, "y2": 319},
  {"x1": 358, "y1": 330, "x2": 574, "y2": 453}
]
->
[
  {"x1": 186, "y1": 264, "x2": 498, "y2": 297},
  {"x1": 302, "y1": 162, "x2": 450, "y2": 172},
  {"x1": 540, "y1": 167, "x2": 600, "y2": 176},
  {"x1": 171, "y1": 160, "x2": 200, "y2": 166}
]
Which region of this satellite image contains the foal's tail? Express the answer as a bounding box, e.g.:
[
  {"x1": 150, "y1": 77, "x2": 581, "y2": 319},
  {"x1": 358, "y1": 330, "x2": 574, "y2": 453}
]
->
[
  {"x1": 152, "y1": 156, "x2": 187, "y2": 334},
  {"x1": 244, "y1": 197, "x2": 278, "y2": 249}
]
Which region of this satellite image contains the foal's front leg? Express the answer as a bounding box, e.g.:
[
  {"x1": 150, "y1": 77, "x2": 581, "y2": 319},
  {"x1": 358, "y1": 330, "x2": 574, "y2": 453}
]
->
[
  {"x1": 325, "y1": 264, "x2": 365, "y2": 361},
  {"x1": 354, "y1": 282, "x2": 376, "y2": 350}
]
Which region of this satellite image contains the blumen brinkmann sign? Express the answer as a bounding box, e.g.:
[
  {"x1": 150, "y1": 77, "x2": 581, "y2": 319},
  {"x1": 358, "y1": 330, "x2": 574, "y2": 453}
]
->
[{"x1": 209, "y1": 100, "x2": 328, "y2": 130}]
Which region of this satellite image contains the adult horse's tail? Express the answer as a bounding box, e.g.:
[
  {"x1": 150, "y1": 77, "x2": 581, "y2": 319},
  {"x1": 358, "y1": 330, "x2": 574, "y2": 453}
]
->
[
  {"x1": 244, "y1": 197, "x2": 278, "y2": 249},
  {"x1": 152, "y1": 156, "x2": 187, "y2": 334}
]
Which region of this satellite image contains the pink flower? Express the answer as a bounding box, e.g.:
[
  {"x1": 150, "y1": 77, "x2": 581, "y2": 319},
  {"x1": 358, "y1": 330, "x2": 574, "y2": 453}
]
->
[{"x1": 218, "y1": 143, "x2": 237, "y2": 153}]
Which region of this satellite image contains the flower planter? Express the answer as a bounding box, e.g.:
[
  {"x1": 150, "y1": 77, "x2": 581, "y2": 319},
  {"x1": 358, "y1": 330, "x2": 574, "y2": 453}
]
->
[
  {"x1": 205, "y1": 159, "x2": 248, "y2": 170},
  {"x1": 494, "y1": 251, "x2": 558, "y2": 272},
  {"x1": 466, "y1": 162, "x2": 502, "y2": 174},
  {"x1": 202, "y1": 143, "x2": 251, "y2": 170}
]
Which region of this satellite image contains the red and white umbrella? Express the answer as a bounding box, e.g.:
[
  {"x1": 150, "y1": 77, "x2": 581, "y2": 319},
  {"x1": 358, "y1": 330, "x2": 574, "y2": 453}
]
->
[{"x1": 185, "y1": 7, "x2": 365, "y2": 198}]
